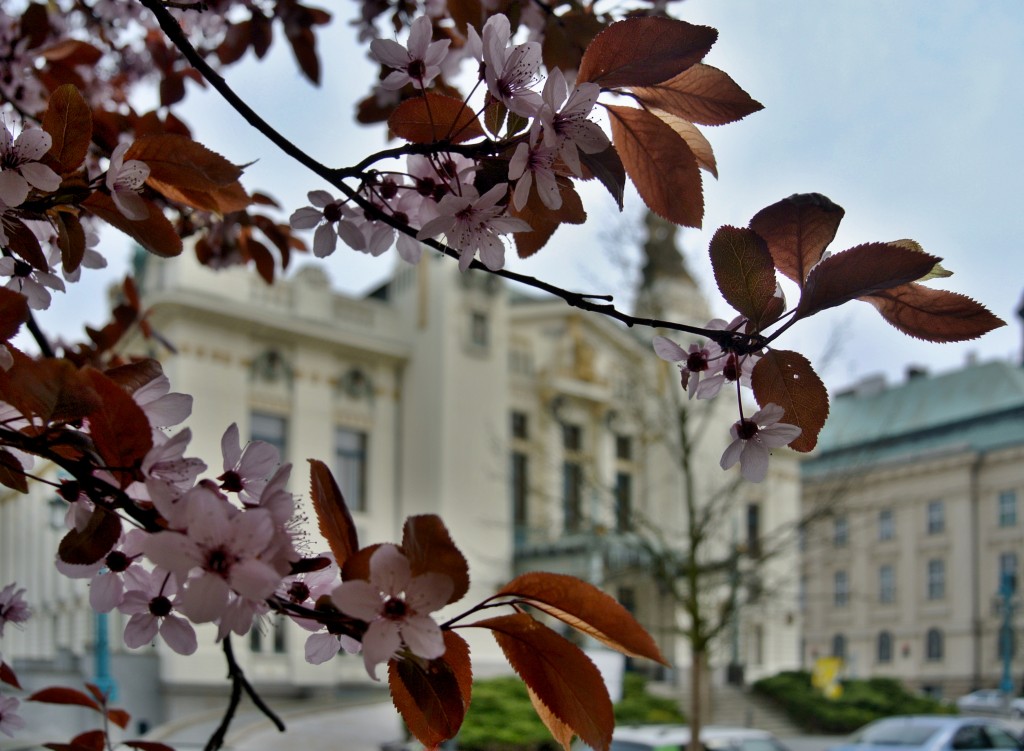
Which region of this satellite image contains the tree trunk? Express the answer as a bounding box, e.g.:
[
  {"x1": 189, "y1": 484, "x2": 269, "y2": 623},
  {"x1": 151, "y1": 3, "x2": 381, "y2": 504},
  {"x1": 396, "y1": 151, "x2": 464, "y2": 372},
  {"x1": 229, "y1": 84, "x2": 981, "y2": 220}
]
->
[{"x1": 688, "y1": 648, "x2": 708, "y2": 751}]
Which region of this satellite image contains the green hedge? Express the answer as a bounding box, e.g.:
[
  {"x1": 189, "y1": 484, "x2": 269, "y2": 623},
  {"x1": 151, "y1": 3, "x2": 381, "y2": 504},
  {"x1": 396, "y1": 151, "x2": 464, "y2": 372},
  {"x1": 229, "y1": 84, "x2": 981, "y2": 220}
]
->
[
  {"x1": 457, "y1": 673, "x2": 685, "y2": 751},
  {"x1": 751, "y1": 671, "x2": 954, "y2": 734}
]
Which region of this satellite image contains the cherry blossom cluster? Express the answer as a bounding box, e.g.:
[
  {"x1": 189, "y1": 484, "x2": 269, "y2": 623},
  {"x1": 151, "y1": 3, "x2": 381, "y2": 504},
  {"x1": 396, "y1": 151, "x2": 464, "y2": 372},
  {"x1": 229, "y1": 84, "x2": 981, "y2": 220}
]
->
[
  {"x1": 0, "y1": 582, "x2": 29, "y2": 738},
  {"x1": 653, "y1": 317, "x2": 801, "y2": 483},
  {"x1": 290, "y1": 13, "x2": 608, "y2": 272},
  {"x1": 0, "y1": 114, "x2": 150, "y2": 314}
]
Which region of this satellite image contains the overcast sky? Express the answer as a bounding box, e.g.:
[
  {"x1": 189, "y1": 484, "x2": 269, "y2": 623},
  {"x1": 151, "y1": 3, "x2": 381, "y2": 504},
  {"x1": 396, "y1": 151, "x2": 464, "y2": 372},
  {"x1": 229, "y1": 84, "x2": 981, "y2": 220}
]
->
[{"x1": 30, "y1": 1, "x2": 1024, "y2": 392}]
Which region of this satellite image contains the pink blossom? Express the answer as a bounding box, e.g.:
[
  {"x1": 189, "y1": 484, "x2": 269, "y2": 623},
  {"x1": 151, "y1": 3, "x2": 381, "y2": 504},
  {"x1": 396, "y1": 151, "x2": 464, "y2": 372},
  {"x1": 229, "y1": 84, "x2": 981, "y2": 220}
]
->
[
  {"x1": 0, "y1": 121, "x2": 61, "y2": 206},
  {"x1": 653, "y1": 335, "x2": 722, "y2": 399},
  {"x1": 56, "y1": 529, "x2": 146, "y2": 612},
  {"x1": 119, "y1": 567, "x2": 197, "y2": 655},
  {"x1": 138, "y1": 429, "x2": 207, "y2": 512},
  {"x1": 720, "y1": 403, "x2": 802, "y2": 483},
  {"x1": 289, "y1": 190, "x2": 346, "y2": 258},
  {"x1": 0, "y1": 695, "x2": 25, "y2": 738},
  {"x1": 132, "y1": 373, "x2": 193, "y2": 428},
  {"x1": 416, "y1": 183, "x2": 530, "y2": 271},
  {"x1": 468, "y1": 15, "x2": 542, "y2": 117},
  {"x1": 218, "y1": 422, "x2": 279, "y2": 503},
  {"x1": 370, "y1": 15, "x2": 450, "y2": 90},
  {"x1": 0, "y1": 257, "x2": 65, "y2": 310},
  {"x1": 144, "y1": 493, "x2": 283, "y2": 623},
  {"x1": 332, "y1": 544, "x2": 453, "y2": 680},
  {"x1": 105, "y1": 143, "x2": 149, "y2": 220},
  {"x1": 508, "y1": 126, "x2": 561, "y2": 211},
  {"x1": 304, "y1": 631, "x2": 361, "y2": 665},
  {"x1": 539, "y1": 69, "x2": 609, "y2": 176},
  {"x1": 0, "y1": 582, "x2": 29, "y2": 636}
]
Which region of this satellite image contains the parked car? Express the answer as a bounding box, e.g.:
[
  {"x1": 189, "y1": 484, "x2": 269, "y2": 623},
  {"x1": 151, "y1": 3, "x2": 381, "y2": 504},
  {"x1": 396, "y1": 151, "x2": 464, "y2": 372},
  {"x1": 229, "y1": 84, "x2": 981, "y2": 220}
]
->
[
  {"x1": 574, "y1": 724, "x2": 792, "y2": 751},
  {"x1": 827, "y1": 715, "x2": 1024, "y2": 751},
  {"x1": 956, "y1": 689, "x2": 1024, "y2": 717}
]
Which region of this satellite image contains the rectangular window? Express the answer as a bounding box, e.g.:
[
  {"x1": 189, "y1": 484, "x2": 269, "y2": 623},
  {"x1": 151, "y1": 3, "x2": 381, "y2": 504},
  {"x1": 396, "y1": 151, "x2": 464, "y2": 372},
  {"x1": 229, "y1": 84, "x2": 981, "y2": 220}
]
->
[
  {"x1": 927, "y1": 559, "x2": 945, "y2": 600},
  {"x1": 562, "y1": 461, "x2": 583, "y2": 533},
  {"x1": 879, "y1": 564, "x2": 895, "y2": 604},
  {"x1": 470, "y1": 311, "x2": 489, "y2": 348},
  {"x1": 562, "y1": 423, "x2": 582, "y2": 451},
  {"x1": 834, "y1": 571, "x2": 849, "y2": 607},
  {"x1": 511, "y1": 411, "x2": 529, "y2": 440},
  {"x1": 878, "y1": 508, "x2": 894, "y2": 541},
  {"x1": 615, "y1": 435, "x2": 632, "y2": 461},
  {"x1": 926, "y1": 500, "x2": 945, "y2": 535},
  {"x1": 614, "y1": 471, "x2": 632, "y2": 532},
  {"x1": 510, "y1": 451, "x2": 529, "y2": 528},
  {"x1": 250, "y1": 412, "x2": 287, "y2": 458},
  {"x1": 833, "y1": 515, "x2": 848, "y2": 547},
  {"x1": 1000, "y1": 552, "x2": 1018, "y2": 593},
  {"x1": 746, "y1": 502, "x2": 762, "y2": 558},
  {"x1": 999, "y1": 490, "x2": 1018, "y2": 527},
  {"x1": 334, "y1": 427, "x2": 368, "y2": 512}
]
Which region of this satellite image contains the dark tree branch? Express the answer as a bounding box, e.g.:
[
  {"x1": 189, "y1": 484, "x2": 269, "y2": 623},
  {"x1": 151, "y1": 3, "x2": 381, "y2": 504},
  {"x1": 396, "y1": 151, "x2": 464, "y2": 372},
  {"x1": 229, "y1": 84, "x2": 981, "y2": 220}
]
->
[
  {"x1": 206, "y1": 636, "x2": 285, "y2": 751},
  {"x1": 136, "y1": 0, "x2": 763, "y2": 349}
]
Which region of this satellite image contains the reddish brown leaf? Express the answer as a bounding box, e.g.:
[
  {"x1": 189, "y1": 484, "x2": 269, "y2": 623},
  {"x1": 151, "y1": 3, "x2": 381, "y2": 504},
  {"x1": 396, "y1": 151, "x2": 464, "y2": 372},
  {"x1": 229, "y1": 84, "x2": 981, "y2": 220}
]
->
[
  {"x1": 794, "y1": 242, "x2": 940, "y2": 321},
  {"x1": 861, "y1": 284, "x2": 1006, "y2": 343},
  {"x1": 632, "y1": 63, "x2": 763, "y2": 126},
  {"x1": 401, "y1": 515, "x2": 470, "y2": 605},
  {"x1": 748, "y1": 193, "x2": 845, "y2": 286},
  {"x1": 606, "y1": 105, "x2": 703, "y2": 228},
  {"x1": 28, "y1": 686, "x2": 102, "y2": 712},
  {"x1": 83, "y1": 191, "x2": 183, "y2": 258},
  {"x1": 0, "y1": 449, "x2": 28, "y2": 493},
  {"x1": 107, "y1": 708, "x2": 131, "y2": 729},
  {"x1": 41, "y1": 84, "x2": 92, "y2": 174},
  {"x1": 388, "y1": 631, "x2": 472, "y2": 749},
  {"x1": 308, "y1": 459, "x2": 359, "y2": 569},
  {"x1": 1, "y1": 659, "x2": 21, "y2": 689},
  {"x1": 85, "y1": 683, "x2": 106, "y2": 704},
  {"x1": 526, "y1": 684, "x2": 575, "y2": 751},
  {"x1": 0, "y1": 287, "x2": 29, "y2": 341},
  {"x1": 473, "y1": 613, "x2": 613, "y2": 751},
  {"x1": 286, "y1": 23, "x2": 320, "y2": 84},
  {"x1": 69, "y1": 731, "x2": 106, "y2": 751},
  {"x1": 83, "y1": 368, "x2": 153, "y2": 486},
  {"x1": 0, "y1": 350, "x2": 101, "y2": 424},
  {"x1": 7, "y1": 217, "x2": 48, "y2": 270},
  {"x1": 58, "y1": 506, "x2": 122, "y2": 566},
  {"x1": 542, "y1": 9, "x2": 605, "y2": 77},
  {"x1": 708, "y1": 226, "x2": 779, "y2": 331},
  {"x1": 650, "y1": 110, "x2": 717, "y2": 178},
  {"x1": 55, "y1": 211, "x2": 87, "y2": 274},
  {"x1": 39, "y1": 39, "x2": 103, "y2": 66},
  {"x1": 126, "y1": 134, "x2": 243, "y2": 193},
  {"x1": 447, "y1": 0, "x2": 483, "y2": 35},
  {"x1": 512, "y1": 180, "x2": 586, "y2": 258},
  {"x1": 578, "y1": 17, "x2": 717, "y2": 88},
  {"x1": 751, "y1": 350, "x2": 829, "y2": 453},
  {"x1": 497, "y1": 572, "x2": 666, "y2": 664},
  {"x1": 578, "y1": 146, "x2": 625, "y2": 210},
  {"x1": 103, "y1": 359, "x2": 163, "y2": 395},
  {"x1": 389, "y1": 94, "x2": 485, "y2": 144}
]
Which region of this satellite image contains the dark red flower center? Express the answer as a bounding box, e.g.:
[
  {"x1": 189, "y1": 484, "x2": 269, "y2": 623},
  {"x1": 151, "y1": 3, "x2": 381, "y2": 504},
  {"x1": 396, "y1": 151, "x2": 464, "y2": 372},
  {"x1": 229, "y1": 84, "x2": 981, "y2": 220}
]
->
[
  {"x1": 219, "y1": 470, "x2": 243, "y2": 493},
  {"x1": 408, "y1": 59, "x2": 426, "y2": 80},
  {"x1": 149, "y1": 595, "x2": 172, "y2": 618},
  {"x1": 206, "y1": 548, "x2": 232, "y2": 575},
  {"x1": 736, "y1": 419, "x2": 759, "y2": 441},
  {"x1": 723, "y1": 354, "x2": 740, "y2": 382},
  {"x1": 106, "y1": 550, "x2": 130, "y2": 573},
  {"x1": 382, "y1": 597, "x2": 408, "y2": 620},
  {"x1": 288, "y1": 582, "x2": 311, "y2": 602},
  {"x1": 323, "y1": 203, "x2": 343, "y2": 223},
  {"x1": 686, "y1": 351, "x2": 709, "y2": 372}
]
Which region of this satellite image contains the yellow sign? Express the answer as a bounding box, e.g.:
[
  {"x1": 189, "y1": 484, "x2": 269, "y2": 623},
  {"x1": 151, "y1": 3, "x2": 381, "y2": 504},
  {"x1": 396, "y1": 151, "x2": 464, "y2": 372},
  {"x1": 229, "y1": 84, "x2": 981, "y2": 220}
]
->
[{"x1": 812, "y1": 656, "x2": 844, "y2": 699}]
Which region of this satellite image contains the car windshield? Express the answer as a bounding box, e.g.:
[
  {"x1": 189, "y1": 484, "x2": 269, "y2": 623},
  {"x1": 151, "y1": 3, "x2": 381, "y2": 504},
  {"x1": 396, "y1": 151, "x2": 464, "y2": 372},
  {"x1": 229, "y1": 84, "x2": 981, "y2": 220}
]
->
[{"x1": 853, "y1": 722, "x2": 942, "y2": 746}]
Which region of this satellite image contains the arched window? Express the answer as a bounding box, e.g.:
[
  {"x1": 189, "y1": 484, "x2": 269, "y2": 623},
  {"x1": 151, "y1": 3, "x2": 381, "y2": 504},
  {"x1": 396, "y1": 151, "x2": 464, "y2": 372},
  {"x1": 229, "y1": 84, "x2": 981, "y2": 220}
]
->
[
  {"x1": 877, "y1": 631, "x2": 893, "y2": 663},
  {"x1": 926, "y1": 628, "x2": 944, "y2": 661},
  {"x1": 832, "y1": 633, "x2": 847, "y2": 660}
]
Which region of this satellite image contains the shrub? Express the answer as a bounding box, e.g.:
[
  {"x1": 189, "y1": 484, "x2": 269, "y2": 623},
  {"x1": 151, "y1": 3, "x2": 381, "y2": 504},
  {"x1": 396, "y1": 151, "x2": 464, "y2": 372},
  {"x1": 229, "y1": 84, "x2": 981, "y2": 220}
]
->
[{"x1": 751, "y1": 671, "x2": 953, "y2": 734}]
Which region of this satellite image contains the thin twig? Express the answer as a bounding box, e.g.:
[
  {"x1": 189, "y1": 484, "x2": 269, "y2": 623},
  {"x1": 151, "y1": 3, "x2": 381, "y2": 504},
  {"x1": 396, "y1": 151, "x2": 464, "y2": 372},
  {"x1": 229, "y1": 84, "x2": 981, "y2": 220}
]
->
[{"x1": 205, "y1": 637, "x2": 285, "y2": 751}]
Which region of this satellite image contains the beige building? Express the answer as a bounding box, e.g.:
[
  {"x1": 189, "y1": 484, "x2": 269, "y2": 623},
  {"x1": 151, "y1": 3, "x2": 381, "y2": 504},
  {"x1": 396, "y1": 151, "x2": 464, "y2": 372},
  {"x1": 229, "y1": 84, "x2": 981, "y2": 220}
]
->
[
  {"x1": 1, "y1": 226, "x2": 802, "y2": 734},
  {"x1": 800, "y1": 359, "x2": 1024, "y2": 698}
]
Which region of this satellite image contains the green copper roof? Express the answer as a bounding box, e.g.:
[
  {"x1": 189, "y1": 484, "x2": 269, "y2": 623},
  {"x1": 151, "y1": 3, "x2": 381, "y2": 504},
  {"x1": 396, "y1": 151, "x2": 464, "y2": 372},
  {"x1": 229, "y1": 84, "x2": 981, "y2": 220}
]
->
[{"x1": 802, "y1": 360, "x2": 1024, "y2": 477}]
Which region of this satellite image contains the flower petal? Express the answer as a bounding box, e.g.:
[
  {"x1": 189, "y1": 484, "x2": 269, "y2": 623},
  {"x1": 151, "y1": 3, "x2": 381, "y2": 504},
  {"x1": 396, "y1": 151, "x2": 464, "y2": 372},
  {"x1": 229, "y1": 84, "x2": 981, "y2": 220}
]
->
[{"x1": 362, "y1": 620, "x2": 402, "y2": 680}]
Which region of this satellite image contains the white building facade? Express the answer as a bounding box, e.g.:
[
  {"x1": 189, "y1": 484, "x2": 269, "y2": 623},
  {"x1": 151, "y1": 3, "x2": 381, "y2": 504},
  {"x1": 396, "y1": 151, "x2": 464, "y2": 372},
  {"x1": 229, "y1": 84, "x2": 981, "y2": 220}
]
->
[{"x1": 0, "y1": 232, "x2": 803, "y2": 733}]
